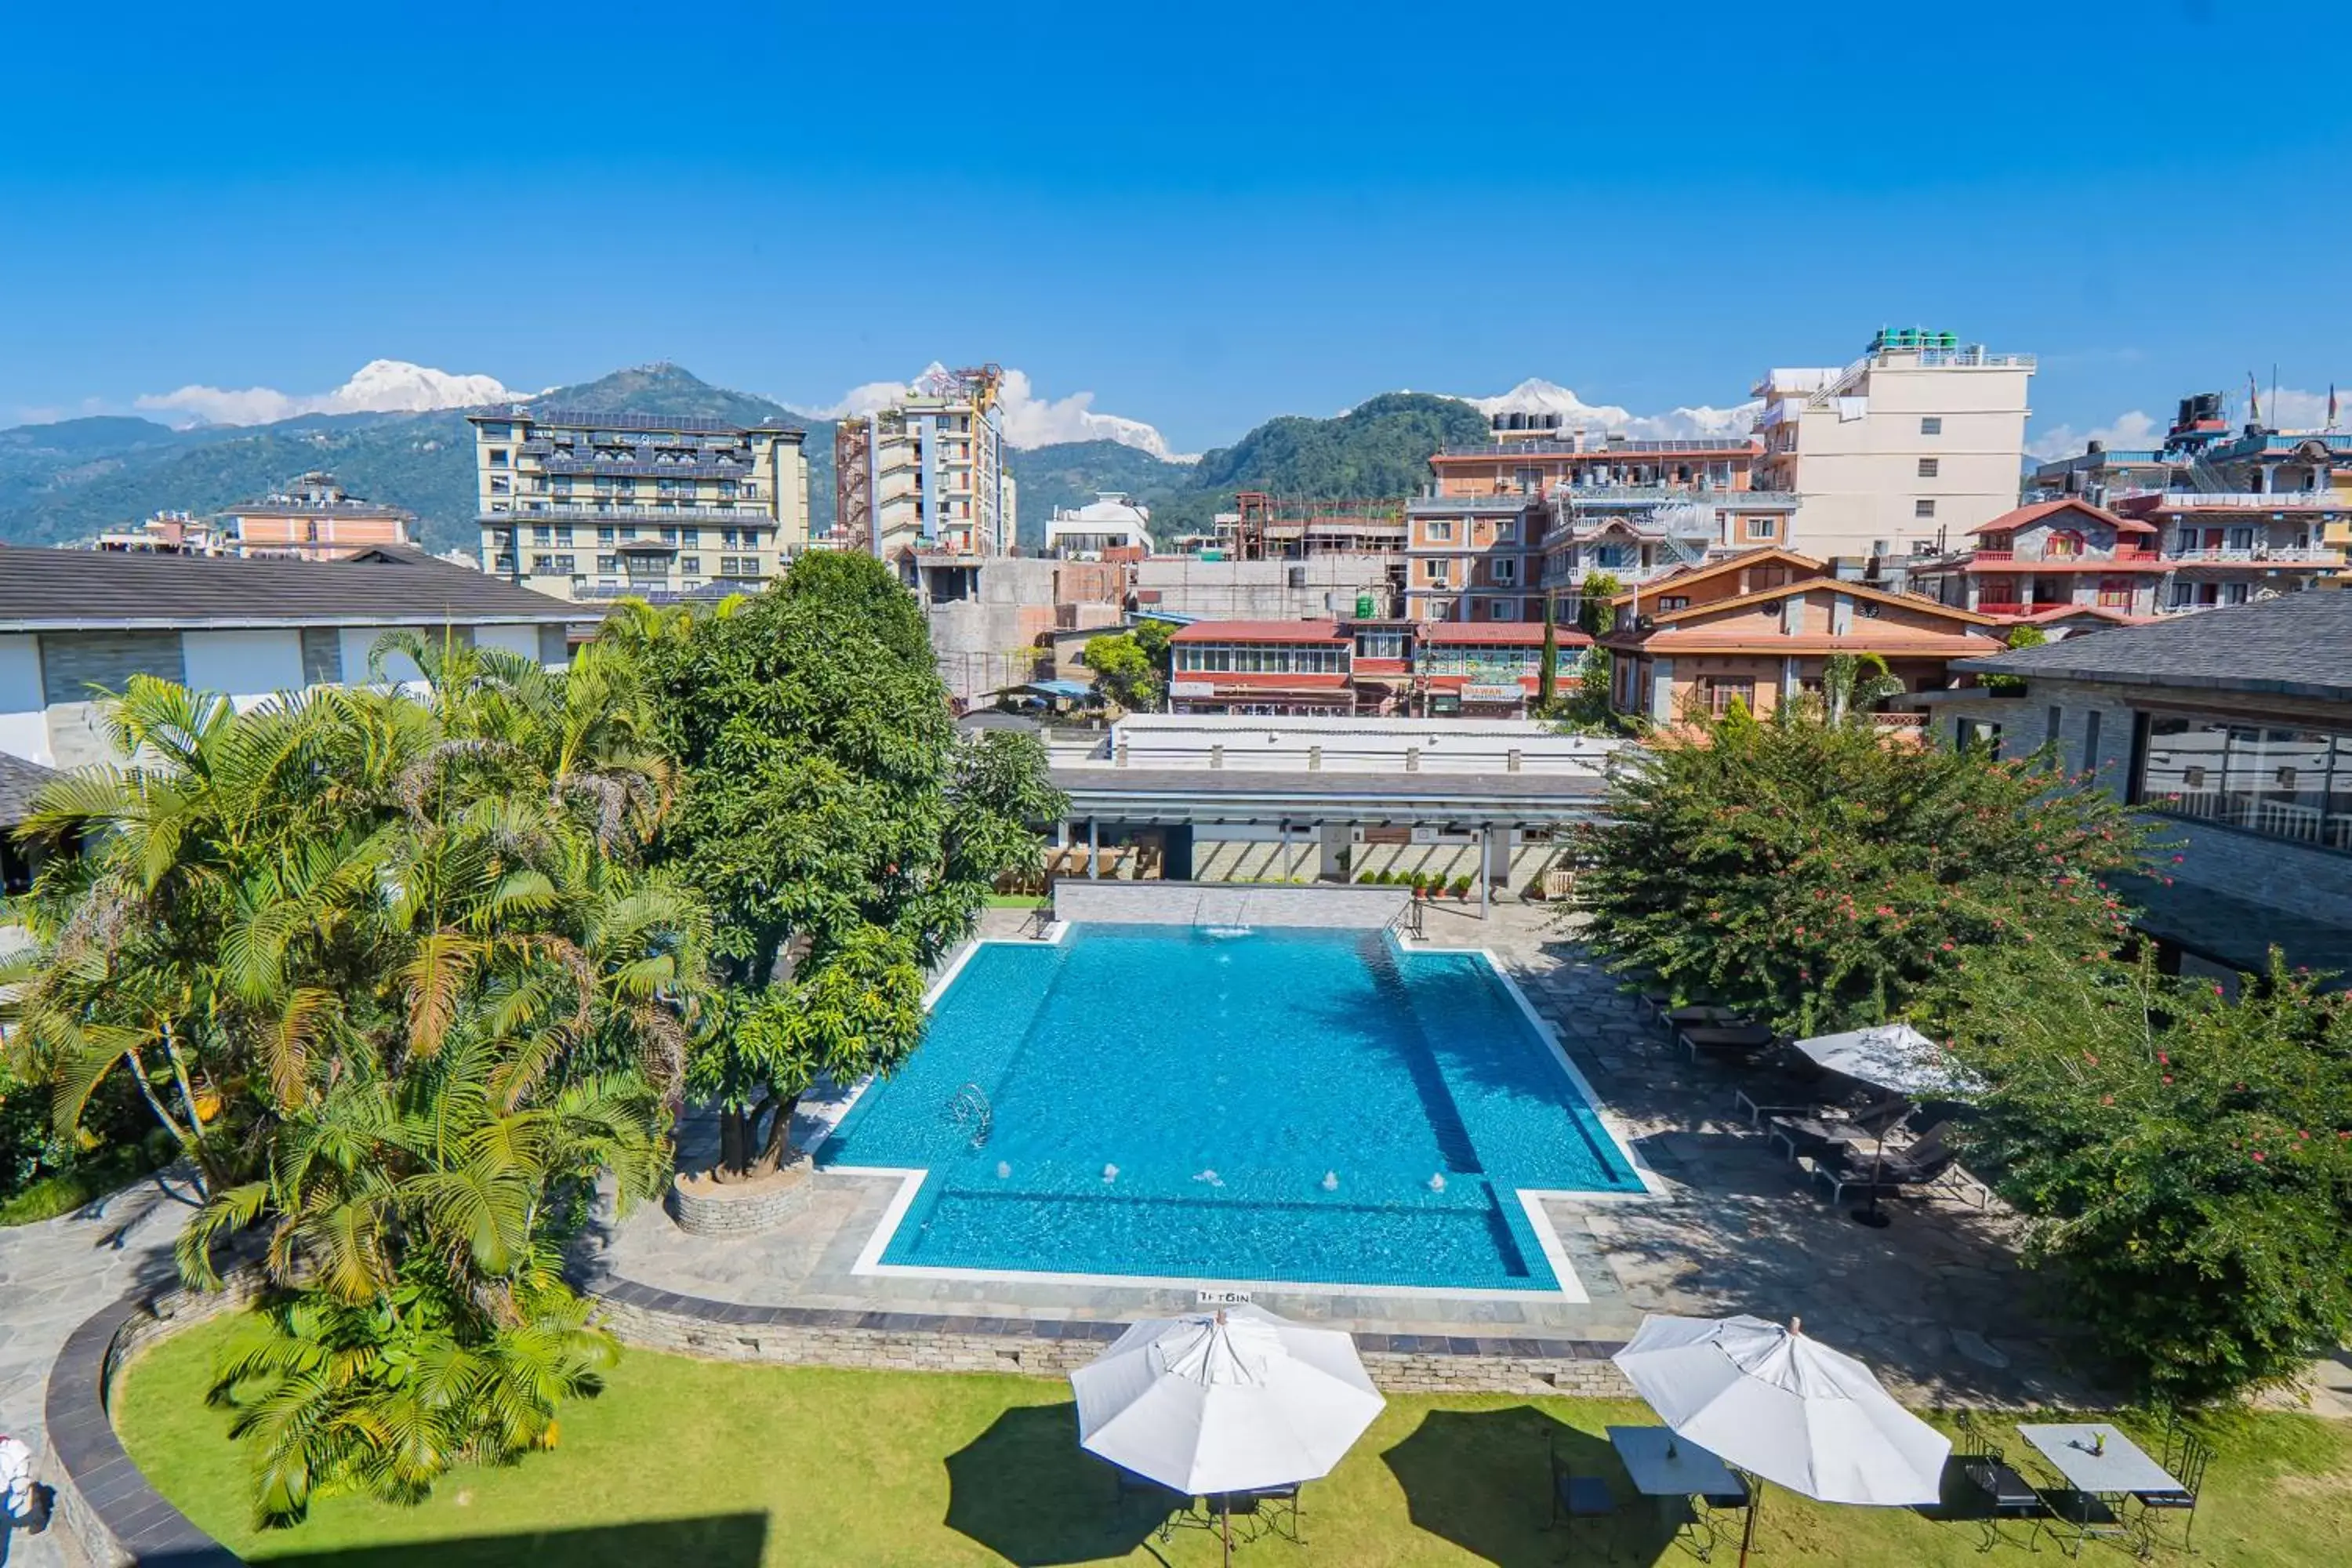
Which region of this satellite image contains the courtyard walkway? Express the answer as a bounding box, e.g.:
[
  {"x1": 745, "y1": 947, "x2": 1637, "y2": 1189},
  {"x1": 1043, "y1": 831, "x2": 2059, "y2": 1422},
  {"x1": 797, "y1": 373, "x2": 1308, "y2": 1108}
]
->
[{"x1": 0, "y1": 1169, "x2": 197, "y2": 1567}]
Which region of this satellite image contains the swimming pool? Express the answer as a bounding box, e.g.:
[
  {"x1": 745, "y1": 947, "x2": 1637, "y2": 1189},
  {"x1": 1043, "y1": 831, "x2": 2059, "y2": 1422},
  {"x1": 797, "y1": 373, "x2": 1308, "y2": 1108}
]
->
[{"x1": 815, "y1": 924, "x2": 1646, "y2": 1294}]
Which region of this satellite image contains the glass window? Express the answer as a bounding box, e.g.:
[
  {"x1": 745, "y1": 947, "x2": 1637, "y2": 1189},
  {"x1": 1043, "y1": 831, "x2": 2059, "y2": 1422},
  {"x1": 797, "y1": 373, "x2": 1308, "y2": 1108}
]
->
[
  {"x1": 1915, "y1": 499, "x2": 1938, "y2": 518},
  {"x1": 1917, "y1": 457, "x2": 1940, "y2": 478},
  {"x1": 1920, "y1": 416, "x2": 1944, "y2": 436},
  {"x1": 2138, "y1": 716, "x2": 2345, "y2": 846}
]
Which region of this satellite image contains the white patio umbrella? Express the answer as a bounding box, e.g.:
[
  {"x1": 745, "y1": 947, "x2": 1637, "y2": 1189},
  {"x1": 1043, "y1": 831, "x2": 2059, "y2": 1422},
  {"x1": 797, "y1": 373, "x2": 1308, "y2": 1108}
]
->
[
  {"x1": 1613, "y1": 1313, "x2": 1949, "y2": 1506},
  {"x1": 1792, "y1": 1022, "x2": 1981, "y2": 1101},
  {"x1": 1072, "y1": 1305, "x2": 1385, "y2": 1561}
]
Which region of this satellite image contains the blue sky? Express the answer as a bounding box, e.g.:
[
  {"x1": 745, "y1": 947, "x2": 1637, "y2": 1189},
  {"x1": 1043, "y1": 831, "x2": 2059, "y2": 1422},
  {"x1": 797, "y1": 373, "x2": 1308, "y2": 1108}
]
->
[{"x1": 4, "y1": 0, "x2": 2349, "y2": 455}]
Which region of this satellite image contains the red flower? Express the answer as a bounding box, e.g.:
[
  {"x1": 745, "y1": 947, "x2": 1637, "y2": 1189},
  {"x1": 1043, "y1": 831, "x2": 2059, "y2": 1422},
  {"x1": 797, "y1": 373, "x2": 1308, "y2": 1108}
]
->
[
  {"x1": 2161, "y1": 1075, "x2": 2173, "y2": 1085},
  {"x1": 2100, "y1": 1094, "x2": 2114, "y2": 1105},
  {"x1": 2084, "y1": 1053, "x2": 2099, "y2": 1065},
  {"x1": 2156, "y1": 1051, "x2": 2169, "y2": 1065},
  {"x1": 2252, "y1": 1151, "x2": 2267, "y2": 1163}
]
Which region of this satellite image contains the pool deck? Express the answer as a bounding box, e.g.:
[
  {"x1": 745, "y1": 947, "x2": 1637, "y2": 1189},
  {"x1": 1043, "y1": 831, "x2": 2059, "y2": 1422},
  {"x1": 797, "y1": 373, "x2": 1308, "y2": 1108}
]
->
[{"x1": 583, "y1": 902, "x2": 2098, "y2": 1406}]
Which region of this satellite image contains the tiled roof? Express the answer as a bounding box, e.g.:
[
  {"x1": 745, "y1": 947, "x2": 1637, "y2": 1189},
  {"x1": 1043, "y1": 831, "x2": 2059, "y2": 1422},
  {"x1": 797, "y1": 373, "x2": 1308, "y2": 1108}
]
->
[
  {"x1": 0, "y1": 751, "x2": 58, "y2": 824},
  {"x1": 1169, "y1": 619, "x2": 1344, "y2": 644},
  {"x1": 0, "y1": 546, "x2": 582, "y2": 630},
  {"x1": 1968, "y1": 499, "x2": 2157, "y2": 536},
  {"x1": 1606, "y1": 548, "x2": 1826, "y2": 603},
  {"x1": 1953, "y1": 589, "x2": 2352, "y2": 701}
]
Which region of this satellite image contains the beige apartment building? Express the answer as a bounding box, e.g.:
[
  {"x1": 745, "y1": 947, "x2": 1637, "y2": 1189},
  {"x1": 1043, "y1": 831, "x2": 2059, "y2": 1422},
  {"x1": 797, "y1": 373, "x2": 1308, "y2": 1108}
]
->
[
  {"x1": 227, "y1": 473, "x2": 416, "y2": 562},
  {"x1": 835, "y1": 366, "x2": 1018, "y2": 561},
  {"x1": 470, "y1": 405, "x2": 811, "y2": 602},
  {"x1": 1751, "y1": 328, "x2": 2034, "y2": 563}
]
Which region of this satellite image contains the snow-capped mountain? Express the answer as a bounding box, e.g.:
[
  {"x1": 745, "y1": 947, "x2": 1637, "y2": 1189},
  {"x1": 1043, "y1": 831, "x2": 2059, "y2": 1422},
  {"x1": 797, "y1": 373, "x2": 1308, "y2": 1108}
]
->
[{"x1": 136, "y1": 359, "x2": 522, "y2": 427}]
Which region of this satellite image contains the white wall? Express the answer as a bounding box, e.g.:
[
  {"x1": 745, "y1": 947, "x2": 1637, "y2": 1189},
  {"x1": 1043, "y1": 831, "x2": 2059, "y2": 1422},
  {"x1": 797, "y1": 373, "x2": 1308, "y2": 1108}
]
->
[
  {"x1": 0, "y1": 634, "x2": 49, "y2": 764},
  {"x1": 339, "y1": 627, "x2": 428, "y2": 685},
  {"x1": 474, "y1": 624, "x2": 540, "y2": 663},
  {"x1": 182, "y1": 630, "x2": 306, "y2": 710}
]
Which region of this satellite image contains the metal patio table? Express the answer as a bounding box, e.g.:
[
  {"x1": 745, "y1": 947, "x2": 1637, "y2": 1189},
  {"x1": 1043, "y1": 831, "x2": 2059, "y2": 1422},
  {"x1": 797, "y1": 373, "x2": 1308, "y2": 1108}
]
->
[
  {"x1": 1610, "y1": 1425, "x2": 1746, "y2": 1560},
  {"x1": 2016, "y1": 1422, "x2": 2180, "y2": 1558}
]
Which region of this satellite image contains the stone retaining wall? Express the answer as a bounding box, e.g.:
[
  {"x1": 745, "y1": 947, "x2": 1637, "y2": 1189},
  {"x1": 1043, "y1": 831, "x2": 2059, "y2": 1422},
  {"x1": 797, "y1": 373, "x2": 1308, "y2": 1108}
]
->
[
  {"x1": 44, "y1": 1272, "x2": 256, "y2": 1568},
  {"x1": 664, "y1": 1162, "x2": 816, "y2": 1238},
  {"x1": 1052, "y1": 879, "x2": 1411, "y2": 930},
  {"x1": 586, "y1": 1273, "x2": 1633, "y2": 1397}
]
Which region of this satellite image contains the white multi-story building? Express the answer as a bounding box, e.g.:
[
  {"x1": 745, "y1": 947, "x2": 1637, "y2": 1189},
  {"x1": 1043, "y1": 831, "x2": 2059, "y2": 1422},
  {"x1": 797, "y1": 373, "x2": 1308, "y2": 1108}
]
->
[
  {"x1": 470, "y1": 405, "x2": 811, "y2": 603},
  {"x1": 1045, "y1": 492, "x2": 1152, "y2": 557},
  {"x1": 1751, "y1": 328, "x2": 2034, "y2": 562},
  {"x1": 834, "y1": 366, "x2": 1018, "y2": 561}
]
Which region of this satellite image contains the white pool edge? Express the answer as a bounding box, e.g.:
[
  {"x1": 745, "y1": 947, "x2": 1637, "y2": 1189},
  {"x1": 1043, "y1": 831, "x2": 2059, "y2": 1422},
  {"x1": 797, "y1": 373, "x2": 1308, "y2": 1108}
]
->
[{"x1": 824, "y1": 927, "x2": 1661, "y2": 1303}]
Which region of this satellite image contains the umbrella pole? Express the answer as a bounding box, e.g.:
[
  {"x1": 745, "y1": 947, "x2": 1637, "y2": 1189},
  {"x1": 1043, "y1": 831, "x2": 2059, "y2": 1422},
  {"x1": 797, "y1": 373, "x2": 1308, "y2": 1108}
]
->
[
  {"x1": 1740, "y1": 1475, "x2": 1761, "y2": 1568},
  {"x1": 1223, "y1": 1496, "x2": 1232, "y2": 1567},
  {"x1": 1850, "y1": 1132, "x2": 1891, "y2": 1229}
]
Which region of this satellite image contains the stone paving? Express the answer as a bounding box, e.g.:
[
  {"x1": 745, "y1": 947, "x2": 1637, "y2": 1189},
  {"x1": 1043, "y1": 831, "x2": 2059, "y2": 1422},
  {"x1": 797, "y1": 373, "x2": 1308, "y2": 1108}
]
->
[
  {"x1": 0, "y1": 1169, "x2": 199, "y2": 1568},
  {"x1": 588, "y1": 900, "x2": 2103, "y2": 1407}
]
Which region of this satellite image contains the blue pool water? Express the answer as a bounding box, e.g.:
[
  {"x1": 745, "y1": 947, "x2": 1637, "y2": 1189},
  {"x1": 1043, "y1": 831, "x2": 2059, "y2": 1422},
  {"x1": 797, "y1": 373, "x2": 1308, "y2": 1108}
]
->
[{"x1": 816, "y1": 924, "x2": 1640, "y2": 1292}]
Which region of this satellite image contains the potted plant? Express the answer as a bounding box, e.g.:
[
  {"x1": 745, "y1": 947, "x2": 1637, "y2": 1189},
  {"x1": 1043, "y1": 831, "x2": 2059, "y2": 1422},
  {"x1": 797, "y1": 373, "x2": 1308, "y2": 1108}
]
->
[{"x1": 1451, "y1": 873, "x2": 1474, "y2": 900}]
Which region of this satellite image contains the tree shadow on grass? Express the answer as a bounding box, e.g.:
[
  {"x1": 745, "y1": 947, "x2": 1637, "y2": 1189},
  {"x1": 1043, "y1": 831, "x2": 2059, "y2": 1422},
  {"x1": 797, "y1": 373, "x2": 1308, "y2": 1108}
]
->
[
  {"x1": 1382, "y1": 1406, "x2": 1683, "y2": 1567},
  {"x1": 239, "y1": 1514, "x2": 769, "y2": 1568},
  {"x1": 945, "y1": 1403, "x2": 1177, "y2": 1566}
]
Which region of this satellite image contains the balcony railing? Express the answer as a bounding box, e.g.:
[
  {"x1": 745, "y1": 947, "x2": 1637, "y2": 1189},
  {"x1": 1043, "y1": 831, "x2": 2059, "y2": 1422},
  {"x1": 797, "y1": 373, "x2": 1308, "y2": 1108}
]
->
[
  {"x1": 2165, "y1": 546, "x2": 2343, "y2": 564},
  {"x1": 485, "y1": 503, "x2": 774, "y2": 524},
  {"x1": 571, "y1": 579, "x2": 768, "y2": 603},
  {"x1": 2131, "y1": 490, "x2": 2342, "y2": 511},
  {"x1": 1436, "y1": 437, "x2": 1757, "y2": 459},
  {"x1": 1973, "y1": 548, "x2": 2161, "y2": 564}
]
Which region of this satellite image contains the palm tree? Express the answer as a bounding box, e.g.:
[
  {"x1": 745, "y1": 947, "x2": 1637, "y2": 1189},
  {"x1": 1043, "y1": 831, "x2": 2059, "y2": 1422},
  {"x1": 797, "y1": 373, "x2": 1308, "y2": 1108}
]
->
[
  {"x1": 1820, "y1": 652, "x2": 1906, "y2": 725},
  {"x1": 9, "y1": 651, "x2": 710, "y2": 1525}
]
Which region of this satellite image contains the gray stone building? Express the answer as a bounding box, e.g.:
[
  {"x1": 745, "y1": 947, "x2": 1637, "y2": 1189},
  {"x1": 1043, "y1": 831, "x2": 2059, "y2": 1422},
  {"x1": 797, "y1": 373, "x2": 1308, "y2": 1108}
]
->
[{"x1": 1930, "y1": 591, "x2": 2352, "y2": 982}]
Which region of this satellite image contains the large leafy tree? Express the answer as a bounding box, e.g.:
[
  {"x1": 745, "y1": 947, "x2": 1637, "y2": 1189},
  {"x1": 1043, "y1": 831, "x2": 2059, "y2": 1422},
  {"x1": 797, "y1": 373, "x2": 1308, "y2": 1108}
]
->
[
  {"x1": 5, "y1": 638, "x2": 706, "y2": 1525},
  {"x1": 1574, "y1": 703, "x2": 2154, "y2": 1033},
  {"x1": 638, "y1": 555, "x2": 1063, "y2": 1178},
  {"x1": 1947, "y1": 946, "x2": 2352, "y2": 1403}
]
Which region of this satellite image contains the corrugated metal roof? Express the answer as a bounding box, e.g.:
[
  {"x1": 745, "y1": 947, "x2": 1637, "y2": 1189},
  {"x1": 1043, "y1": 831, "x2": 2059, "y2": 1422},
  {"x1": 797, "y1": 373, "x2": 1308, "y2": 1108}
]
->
[{"x1": 0, "y1": 546, "x2": 583, "y2": 631}]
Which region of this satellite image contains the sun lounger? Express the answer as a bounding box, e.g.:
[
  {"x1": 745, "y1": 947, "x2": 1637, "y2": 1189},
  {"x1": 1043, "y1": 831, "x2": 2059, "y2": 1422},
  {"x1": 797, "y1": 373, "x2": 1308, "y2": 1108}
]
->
[
  {"x1": 1677, "y1": 1022, "x2": 1777, "y2": 1062},
  {"x1": 1811, "y1": 1124, "x2": 1960, "y2": 1204}
]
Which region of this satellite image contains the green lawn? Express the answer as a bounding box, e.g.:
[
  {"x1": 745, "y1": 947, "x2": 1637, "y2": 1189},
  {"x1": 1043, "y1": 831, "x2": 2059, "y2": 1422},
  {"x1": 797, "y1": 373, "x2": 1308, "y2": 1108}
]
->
[{"x1": 119, "y1": 1314, "x2": 2352, "y2": 1566}]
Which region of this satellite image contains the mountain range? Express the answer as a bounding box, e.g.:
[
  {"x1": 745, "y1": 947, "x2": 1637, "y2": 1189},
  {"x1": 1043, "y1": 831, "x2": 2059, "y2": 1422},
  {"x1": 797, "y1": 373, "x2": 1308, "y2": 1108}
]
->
[{"x1": 0, "y1": 364, "x2": 1506, "y2": 554}]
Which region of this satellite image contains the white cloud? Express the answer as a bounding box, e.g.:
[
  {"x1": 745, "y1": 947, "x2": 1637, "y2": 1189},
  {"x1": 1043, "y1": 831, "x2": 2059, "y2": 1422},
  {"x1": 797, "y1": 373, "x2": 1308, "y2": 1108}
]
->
[
  {"x1": 811, "y1": 364, "x2": 1192, "y2": 461},
  {"x1": 2024, "y1": 409, "x2": 2165, "y2": 462},
  {"x1": 1422, "y1": 377, "x2": 1763, "y2": 440},
  {"x1": 2026, "y1": 384, "x2": 2349, "y2": 461},
  {"x1": 136, "y1": 358, "x2": 520, "y2": 427}
]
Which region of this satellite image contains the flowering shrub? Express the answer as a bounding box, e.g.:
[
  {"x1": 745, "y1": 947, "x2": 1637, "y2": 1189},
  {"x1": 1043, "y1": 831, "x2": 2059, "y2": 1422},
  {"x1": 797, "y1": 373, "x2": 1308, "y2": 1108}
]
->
[
  {"x1": 1573, "y1": 702, "x2": 2154, "y2": 1033},
  {"x1": 1947, "y1": 947, "x2": 2352, "y2": 1404}
]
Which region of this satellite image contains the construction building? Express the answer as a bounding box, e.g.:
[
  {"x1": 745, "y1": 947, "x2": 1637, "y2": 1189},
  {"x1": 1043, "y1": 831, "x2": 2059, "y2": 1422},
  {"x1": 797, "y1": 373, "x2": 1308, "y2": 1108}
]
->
[
  {"x1": 1133, "y1": 553, "x2": 1401, "y2": 622},
  {"x1": 905, "y1": 554, "x2": 1124, "y2": 709},
  {"x1": 1214, "y1": 492, "x2": 1406, "y2": 559},
  {"x1": 1751, "y1": 328, "x2": 2035, "y2": 563},
  {"x1": 226, "y1": 473, "x2": 416, "y2": 563},
  {"x1": 468, "y1": 404, "x2": 811, "y2": 603},
  {"x1": 835, "y1": 365, "x2": 1018, "y2": 561}
]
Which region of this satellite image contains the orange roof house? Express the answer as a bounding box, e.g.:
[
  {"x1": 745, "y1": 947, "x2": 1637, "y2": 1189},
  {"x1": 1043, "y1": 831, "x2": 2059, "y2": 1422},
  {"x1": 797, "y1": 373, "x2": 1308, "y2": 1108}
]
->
[{"x1": 1599, "y1": 575, "x2": 2002, "y2": 730}]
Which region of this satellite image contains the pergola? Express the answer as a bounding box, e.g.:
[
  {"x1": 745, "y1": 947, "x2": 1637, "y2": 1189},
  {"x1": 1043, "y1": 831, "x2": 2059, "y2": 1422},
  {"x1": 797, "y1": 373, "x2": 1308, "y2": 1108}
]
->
[{"x1": 1048, "y1": 765, "x2": 1609, "y2": 918}]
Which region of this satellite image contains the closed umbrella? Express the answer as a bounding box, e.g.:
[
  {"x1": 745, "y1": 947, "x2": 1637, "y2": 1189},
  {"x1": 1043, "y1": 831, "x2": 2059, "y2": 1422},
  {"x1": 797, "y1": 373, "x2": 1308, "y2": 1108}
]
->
[
  {"x1": 1614, "y1": 1313, "x2": 1951, "y2": 1564},
  {"x1": 1073, "y1": 1305, "x2": 1385, "y2": 1562}
]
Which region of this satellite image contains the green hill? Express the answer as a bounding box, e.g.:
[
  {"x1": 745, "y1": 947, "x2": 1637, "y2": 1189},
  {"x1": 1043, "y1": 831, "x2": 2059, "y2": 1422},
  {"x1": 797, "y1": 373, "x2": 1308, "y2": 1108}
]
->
[{"x1": 0, "y1": 372, "x2": 1483, "y2": 556}]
